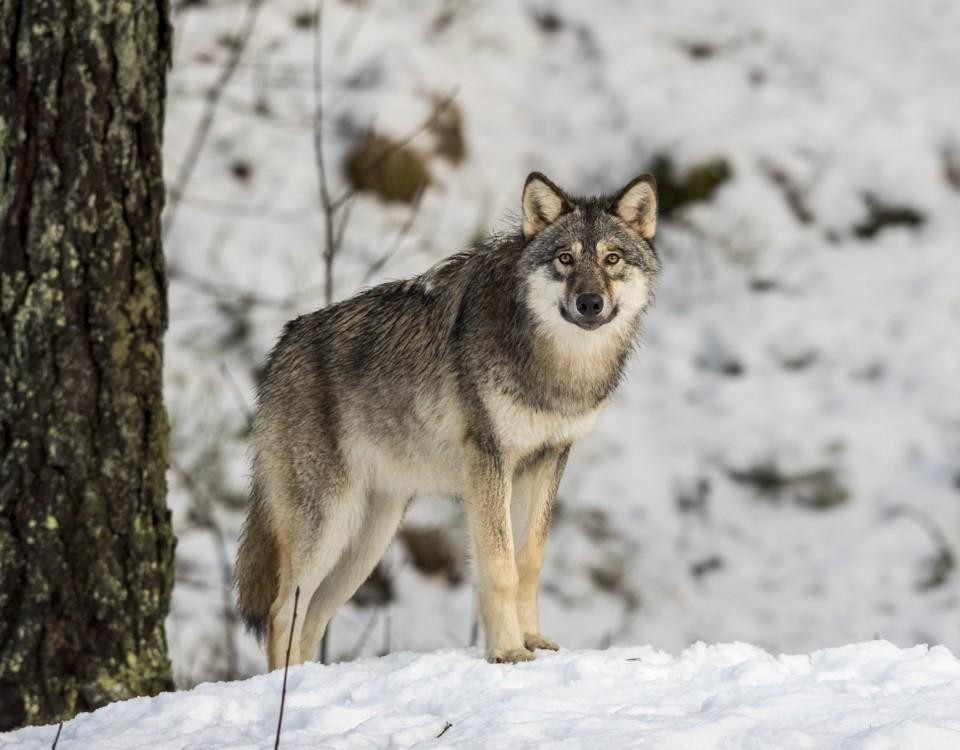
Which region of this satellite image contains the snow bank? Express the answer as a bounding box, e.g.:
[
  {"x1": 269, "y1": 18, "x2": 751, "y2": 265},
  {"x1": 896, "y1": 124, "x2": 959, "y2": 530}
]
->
[
  {"x1": 6, "y1": 641, "x2": 960, "y2": 748},
  {"x1": 163, "y1": 0, "x2": 960, "y2": 684}
]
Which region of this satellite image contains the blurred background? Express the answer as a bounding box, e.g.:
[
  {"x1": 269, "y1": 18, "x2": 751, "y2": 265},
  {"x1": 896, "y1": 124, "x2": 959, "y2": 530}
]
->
[{"x1": 161, "y1": 0, "x2": 960, "y2": 685}]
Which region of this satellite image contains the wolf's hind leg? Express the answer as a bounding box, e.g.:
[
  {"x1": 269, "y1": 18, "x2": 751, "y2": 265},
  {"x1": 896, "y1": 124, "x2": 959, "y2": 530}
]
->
[
  {"x1": 299, "y1": 491, "x2": 407, "y2": 661},
  {"x1": 265, "y1": 488, "x2": 365, "y2": 670},
  {"x1": 511, "y1": 446, "x2": 569, "y2": 652},
  {"x1": 266, "y1": 583, "x2": 303, "y2": 670}
]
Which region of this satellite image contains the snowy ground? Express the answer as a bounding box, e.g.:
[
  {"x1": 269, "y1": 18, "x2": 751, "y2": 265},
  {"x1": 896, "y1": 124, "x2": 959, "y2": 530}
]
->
[
  {"x1": 160, "y1": 0, "x2": 960, "y2": 685},
  {"x1": 7, "y1": 641, "x2": 960, "y2": 748}
]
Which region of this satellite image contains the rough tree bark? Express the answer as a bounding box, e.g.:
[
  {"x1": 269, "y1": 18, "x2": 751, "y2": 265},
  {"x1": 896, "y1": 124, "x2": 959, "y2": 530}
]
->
[{"x1": 0, "y1": 0, "x2": 175, "y2": 730}]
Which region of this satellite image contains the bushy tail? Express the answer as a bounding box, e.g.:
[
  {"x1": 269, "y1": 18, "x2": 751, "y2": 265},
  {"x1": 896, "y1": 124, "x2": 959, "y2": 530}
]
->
[{"x1": 234, "y1": 479, "x2": 279, "y2": 642}]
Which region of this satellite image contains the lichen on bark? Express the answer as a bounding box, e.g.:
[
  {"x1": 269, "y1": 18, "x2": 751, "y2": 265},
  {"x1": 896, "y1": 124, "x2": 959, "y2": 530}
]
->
[{"x1": 0, "y1": 0, "x2": 175, "y2": 730}]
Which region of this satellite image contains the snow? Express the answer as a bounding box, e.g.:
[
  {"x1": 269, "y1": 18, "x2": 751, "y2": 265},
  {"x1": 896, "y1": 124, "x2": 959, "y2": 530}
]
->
[
  {"x1": 6, "y1": 641, "x2": 960, "y2": 748},
  {"x1": 159, "y1": 0, "x2": 960, "y2": 689}
]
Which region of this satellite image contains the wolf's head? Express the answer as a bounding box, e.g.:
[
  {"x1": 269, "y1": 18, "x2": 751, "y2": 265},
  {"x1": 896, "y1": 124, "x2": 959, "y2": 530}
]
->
[{"x1": 518, "y1": 172, "x2": 660, "y2": 340}]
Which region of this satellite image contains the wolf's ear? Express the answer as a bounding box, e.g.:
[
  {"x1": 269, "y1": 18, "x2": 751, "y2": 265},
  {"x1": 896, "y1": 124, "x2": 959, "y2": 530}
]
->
[
  {"x1": 522, "y1": 172, "x2": 572, "y2": 240},
  {"x1": 610, "y1": 175, "x2": 657, "y2": 240}
]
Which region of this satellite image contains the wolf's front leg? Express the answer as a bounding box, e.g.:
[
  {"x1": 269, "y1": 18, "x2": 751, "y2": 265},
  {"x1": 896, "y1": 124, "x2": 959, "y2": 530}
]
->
[
  {"x1": 464, "y1": 452, "x2": 532, "y2": 663},
  {"x1": 512, "y1": 446, "x2": 570, "y2": 652}
]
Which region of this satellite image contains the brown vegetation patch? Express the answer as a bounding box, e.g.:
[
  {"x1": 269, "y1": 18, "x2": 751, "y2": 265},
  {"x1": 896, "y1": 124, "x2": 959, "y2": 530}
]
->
[
  {"x1": 344, "y1": 133, "x2": 431, "y2": 204},
  {"x1": 399, "y1": 525, "x2": 464, "y2": 585}
]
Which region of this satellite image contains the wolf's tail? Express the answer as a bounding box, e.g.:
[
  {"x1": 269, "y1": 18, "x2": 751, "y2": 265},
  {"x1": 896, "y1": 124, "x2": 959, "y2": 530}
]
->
[{"x1": 234, "y1": 478, "x2": 279, "y2": 642}]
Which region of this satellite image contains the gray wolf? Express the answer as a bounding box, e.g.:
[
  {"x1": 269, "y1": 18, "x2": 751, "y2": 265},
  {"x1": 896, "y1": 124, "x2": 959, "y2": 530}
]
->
[{"x1": 235, "y1": 171, "x2": 660, "y2": 668}]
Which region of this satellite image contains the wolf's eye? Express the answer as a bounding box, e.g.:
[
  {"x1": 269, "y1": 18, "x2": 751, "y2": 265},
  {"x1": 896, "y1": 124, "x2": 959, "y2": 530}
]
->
[
  {"x1": 605, "y1": 253, "x2": 621, "y2": 265},
  {"x1": 557, "y1": 252, "x2": 574, "y2": 265}
]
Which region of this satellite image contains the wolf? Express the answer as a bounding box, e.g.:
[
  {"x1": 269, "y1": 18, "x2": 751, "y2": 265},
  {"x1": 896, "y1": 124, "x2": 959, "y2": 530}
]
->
[{"x1": 235, "y1": 171, "x2": 660, "y2": 668}]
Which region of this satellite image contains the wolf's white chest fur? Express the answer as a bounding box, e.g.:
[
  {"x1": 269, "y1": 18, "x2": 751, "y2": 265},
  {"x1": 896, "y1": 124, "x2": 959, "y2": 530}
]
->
[{"x1": 484, "y1": 388, "x2": 604, "y2": 458}]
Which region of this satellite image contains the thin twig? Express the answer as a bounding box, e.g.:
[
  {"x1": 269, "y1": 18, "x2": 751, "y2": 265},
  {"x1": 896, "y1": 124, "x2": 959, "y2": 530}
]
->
[
  {"x1": 332, "y1": 194, "x2": 357, "y2": 258},
  {"x1": 361, "y1": 185, "x2": 425, "y2": 285},
  {"x1": 219, "y1": 363, "x2": 254, "y2": 422},
  {"x1": 348, "y1": 607, "x2": 382, "y2": 660},
  {"x1": 168, "y1": 66, "x2": 364, "y2": 97},
  {"x1": 169, "y1": 264, "x2": 285, "y2": 310},
  {"x1": 172, "y1": 194, "x2": 317, "y2": 224},
  {"x1": 51, "y1": 721, "x2": 63, "y2": 749},
  {"x1": 309, "y1": 0, "x2": 454, "y2": 305},
  {"x1": 164, "y1": 87, "x2": 315, "y2": 129},
  {"x1": 274, "y1": 586, "x2": 300, "y2": 750},
  {"x1": 311, "y1": 0, "x2": 340, "y2": 307},
  {"x1": 437, "y1": 722, "x2": 452, "y2": 738},
  {"x1": 169, "y1": 262, "x2": 326, "y2": 311},
  {"x1": 174, "y1": 574, "x2": 235, "y2": 591},
  {"x1": 163, "y1": 0, "x2": 266, "y2": 238},
  {"x1": 383, "y1": 607, "x2": 392, "y2": 654},
  {"x1": 333, "y1": 0, "x2": 375, "y2": 57}
]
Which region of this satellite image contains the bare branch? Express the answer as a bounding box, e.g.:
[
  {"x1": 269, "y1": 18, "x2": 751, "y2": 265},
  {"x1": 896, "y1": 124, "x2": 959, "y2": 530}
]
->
[
  {"x1": 172, "y1": 194, "x2": 316, "y2": 224},
  {"x1": 174, "y1": 574, "x2": 235, "y2": 591},
  {"x1": 383, "y1": 607, "x2": 392, "y2": 654},
  {"x1": 168, "y1": 262, "x2": 326, "y2": 311},
  {"x1": 334, "y1": 0, "x2": 376, "y2": 57},
  {"x1": 310, "y1": 0, "x2": 341, "y2": 307},
  {"x1": 348, "y1": 608, "x2": 382, "y2": 660},
  {"x1": 361, "y1": 185, "x2": 425, "y2": 285},
  {"x1": 274, "y1": 586, "x2": 300, "y2": 750},
  {"x1": 163, "y1": 0, "x2": 266, "y2": 238},
  {"x1": 332, "y1": 194, "x2": 357, "y2": 258},
  {"x1": 219, "y1": 363, "x2": 254, "y2": 423},
  {"x1": 306, "y1": 0, "x2": 455, "y2": 306}
]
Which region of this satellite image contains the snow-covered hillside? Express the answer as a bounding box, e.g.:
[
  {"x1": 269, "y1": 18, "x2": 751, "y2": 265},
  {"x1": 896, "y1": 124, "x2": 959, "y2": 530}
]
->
[
  {"x1": 7, "y1": 641, "x2": 960, "y2": 748},
  {"x1": 161, "y1": 0, "x2": 960, "y2": 685}
]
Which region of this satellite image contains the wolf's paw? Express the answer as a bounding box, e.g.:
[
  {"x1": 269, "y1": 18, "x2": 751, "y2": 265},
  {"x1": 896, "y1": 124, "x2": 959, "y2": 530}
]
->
[
  {"x1": 524, "y1": 633, "x2": 560, "y2": 651},
  {"x1": 487, "y1": 647, "x2": 535, "y2": 664}
]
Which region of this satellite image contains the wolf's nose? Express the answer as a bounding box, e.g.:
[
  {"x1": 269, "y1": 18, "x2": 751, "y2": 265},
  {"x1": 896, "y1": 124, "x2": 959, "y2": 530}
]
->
[{"x1": 575, "y1": 293, "x2": 604, "y2": 318}]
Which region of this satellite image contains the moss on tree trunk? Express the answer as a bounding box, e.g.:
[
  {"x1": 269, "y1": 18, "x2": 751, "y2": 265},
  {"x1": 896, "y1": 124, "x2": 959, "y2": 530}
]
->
[{"x1": 0, "y1": 0, "x2": 175, "y2": 730}]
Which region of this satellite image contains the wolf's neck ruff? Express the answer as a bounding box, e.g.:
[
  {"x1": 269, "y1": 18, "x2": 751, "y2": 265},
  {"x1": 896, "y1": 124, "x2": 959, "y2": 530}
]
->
[
  {"x1": 235, "y1": 171, "x2": 660, "y2": 668},
  {"x1": 522, "y1": 266, "x2": 648, "y2": 405}
]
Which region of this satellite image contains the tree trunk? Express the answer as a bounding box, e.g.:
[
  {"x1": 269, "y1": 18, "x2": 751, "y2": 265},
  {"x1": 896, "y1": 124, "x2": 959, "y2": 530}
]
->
[{"x1": 0, "y1": 0, "x2": 175, "y2": 730}]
